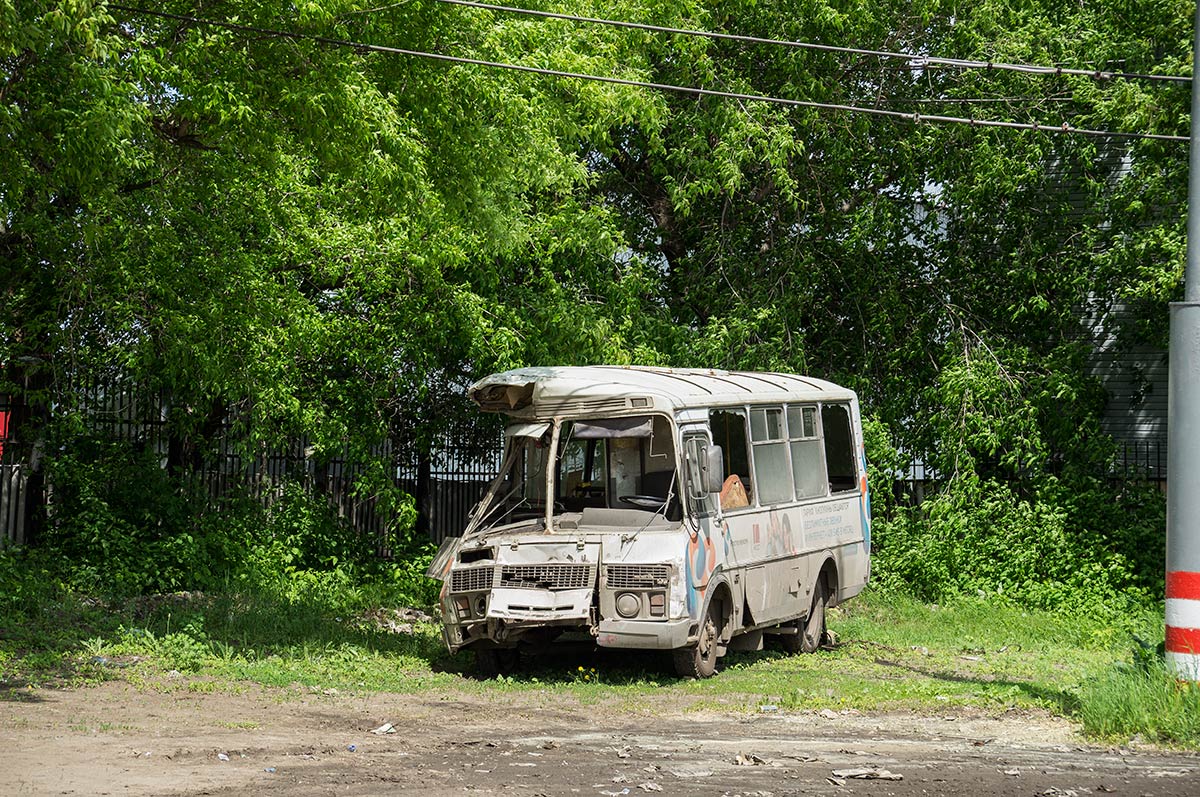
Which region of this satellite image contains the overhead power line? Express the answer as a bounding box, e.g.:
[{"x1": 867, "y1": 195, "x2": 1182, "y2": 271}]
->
[
  {"x1": 107, "y1": 5, "x2": 1189, "y2": 144},
  {"x1": 431, "y1": 0, "x2": 1193, "y2": 85}
]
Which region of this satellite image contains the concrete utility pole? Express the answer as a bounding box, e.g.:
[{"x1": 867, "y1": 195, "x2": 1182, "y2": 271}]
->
[{"x1": 1165, "y1": 2, "x2": 1200, "y2": 681}]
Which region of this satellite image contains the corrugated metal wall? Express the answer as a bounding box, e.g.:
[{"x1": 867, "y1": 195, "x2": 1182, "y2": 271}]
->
[{"x1": 1082, "y1": 301, "x2": 1169, "y2": 481}]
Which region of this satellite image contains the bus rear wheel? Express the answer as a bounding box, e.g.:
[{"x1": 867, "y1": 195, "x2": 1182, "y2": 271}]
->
[{"x1": 781, "y1": 580, "x2": 828, "y2": 654}]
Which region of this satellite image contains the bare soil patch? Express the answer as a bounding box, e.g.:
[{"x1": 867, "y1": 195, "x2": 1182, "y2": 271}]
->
[{"x1": 3, "y1": 680, "x2": 1197, "y2": 796}]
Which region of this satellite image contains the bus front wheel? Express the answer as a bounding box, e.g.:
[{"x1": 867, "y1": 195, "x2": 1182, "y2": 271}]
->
[
  {"x1": 474, "y1": 647, "x2": 519, "y2": 677},
  {"x1": 673, "y1": 605, "x2": 720, "y2": 678}
]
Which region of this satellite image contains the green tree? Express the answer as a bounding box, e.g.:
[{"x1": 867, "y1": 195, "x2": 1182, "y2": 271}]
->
[
  {"x1": 0, "y1": 0, "x2": 1187, "y2": 604},
  {"x1": 579, "y1": 0, "x2": 1186, "y2": 602}
]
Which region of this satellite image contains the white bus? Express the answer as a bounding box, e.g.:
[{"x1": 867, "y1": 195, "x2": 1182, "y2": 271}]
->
[{"x1": 429, "y1": 366, "x2": 871, "y2": 677}]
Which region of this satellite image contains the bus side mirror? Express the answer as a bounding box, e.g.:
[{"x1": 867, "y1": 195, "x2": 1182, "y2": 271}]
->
[{"x1": 704, "y1": 445, "x2": 725, "y2": 493}]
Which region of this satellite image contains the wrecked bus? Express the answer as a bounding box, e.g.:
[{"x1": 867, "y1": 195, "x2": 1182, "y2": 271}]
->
[{"x1": 429, "y1": 366, "x2": 871, "y2": 677}]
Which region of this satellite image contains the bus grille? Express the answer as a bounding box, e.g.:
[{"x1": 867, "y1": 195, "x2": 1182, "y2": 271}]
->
[
  {"x1": 450, "y1": 566, "x2": 495, "y2": 593},
  {"x1": 606, "y1": 564, "x2": 671, "y2": 589},
  {"x1": 500, "y1": 564, "x2": 594, "y2": 590}
]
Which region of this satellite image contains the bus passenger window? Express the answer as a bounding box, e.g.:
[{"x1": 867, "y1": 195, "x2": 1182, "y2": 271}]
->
[
  {"x1": 822, "y1": 404, "x2": 858, "y2": 493},
  {"x1": 750, "y1": 407, "x2": 791, "y2": 503},
  {"x1": 710, "y1": 409, "x2": 752, "y2": 509},
  {"x1": 788, "y1": 405, "x2": 826, "y2": 498}
]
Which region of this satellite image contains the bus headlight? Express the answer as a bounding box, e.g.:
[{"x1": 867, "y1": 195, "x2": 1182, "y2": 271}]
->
[{"x1": 615, "y1": 592, "x2": 642, "y2": 618}]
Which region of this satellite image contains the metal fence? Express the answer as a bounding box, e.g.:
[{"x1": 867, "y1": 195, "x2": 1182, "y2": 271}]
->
[
  {"x1": 0, "y1": 381, "x2": 1171, "y2": 549},
  {"x1": 399, "y1": 444, "x2": 504, "y2": 545},
  {"x1": 0, "y1": 464, "x2": 29, "y2": 547},
  {"x1": 0, "y1": 381, "x2": 506, "y2": 551},
  {"x1": 1114, "y1": 440, "x2": 1167, "y2": 484}
]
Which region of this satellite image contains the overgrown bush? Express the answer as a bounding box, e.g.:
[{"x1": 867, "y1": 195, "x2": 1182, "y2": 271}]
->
[
  {"x1": 373, "y1": 545, "x2": 441, "y2": 608},
  {"x1": 242, "y1": 481, "x2": 438, "y2": 611},
  {"x1": 0, "y1": 546, "x2": 69, "y2": 622},
  {"x1": 29, "y1": 436, "x2": 438, "y2": 610},
  {"x1": 865, "y1": 337, "x2": 1165, "y2": 614},
  {"x1": 41, "y1": 437, "x2": 256, "y2": 596},
  {"x1": 870, "y1": 473, "x2": 1162, "y2": 612}
]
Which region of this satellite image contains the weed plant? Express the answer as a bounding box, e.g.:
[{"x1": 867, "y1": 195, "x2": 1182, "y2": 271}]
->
[
  {"x1": 1080, "y1": 660, "x2": 1200, "y2": 746},
  {"x1": 869, "y1": 476, "x2": 1163, "y2": 612},
  {"x1": 0, "y1": 454, "x2": 1190, "y2": 747},
  {"x1": 0, "y1": 470, "x2": 443, "y2": 689}
]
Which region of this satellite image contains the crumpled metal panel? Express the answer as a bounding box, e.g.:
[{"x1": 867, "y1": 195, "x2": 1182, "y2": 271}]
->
[{"x1": 486, "y1": 587, "x2": 594, "y2": 621}]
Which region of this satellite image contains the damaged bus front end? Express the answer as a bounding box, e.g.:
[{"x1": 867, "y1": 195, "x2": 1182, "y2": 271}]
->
[{"x1": 429, "y1": 380, "x2": 694, "y2": 673}]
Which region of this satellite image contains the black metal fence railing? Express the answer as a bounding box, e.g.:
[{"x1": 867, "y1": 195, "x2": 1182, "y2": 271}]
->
[
  {"x1": 0, "y1": 464, "x2": 28, "y2": 547},
  {"x1": 1114, "y1": 440, "x2": 1167, "y2": 483},
  {"x1": 0, "y1": 382, "x2": 1172, "y2": 550},
  {"x1": 398, "y1": 438, "x2": 504, "y2": 545},
  {"x1": 0, "y1": 381, "x2": 508, "y2": 550}
]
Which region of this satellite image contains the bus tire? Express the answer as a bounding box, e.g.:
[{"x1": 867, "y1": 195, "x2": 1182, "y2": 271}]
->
[
  {"x1": 474, "y1": 647, "x2": 519, "y2": 677},
  {"x1": 799, "y1": 578, "x2": 829, "y2": 653},
  {"x1": 781, "y1": 579, "x2": 828, "y2": 654},
  {"x1": 673, "y1": 603, "x2": 720, "y2": 678}
]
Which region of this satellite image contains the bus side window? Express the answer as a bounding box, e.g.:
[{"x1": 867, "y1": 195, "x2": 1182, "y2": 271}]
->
[
  {"x1": 750, "y1": 406, "x2": 791, "y2": 503},
  {"x1": 788, "y1": 405, "x2": 826, "y2": 498},
  {"x1": 822, "y1": 404, "x2": 858, "y2": 493},
  {"x1": 710, "y1": 409, "x2": 752, "y2": 510}
]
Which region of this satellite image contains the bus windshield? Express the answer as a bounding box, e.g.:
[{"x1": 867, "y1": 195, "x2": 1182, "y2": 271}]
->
[{"x1": 465, "y1": 415, "x2": 680, "y2": 533}]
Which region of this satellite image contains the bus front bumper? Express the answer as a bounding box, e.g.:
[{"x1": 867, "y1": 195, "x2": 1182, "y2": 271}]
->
[{"x1": 596, "y1": 617, "x2": 691, "y2": 649}]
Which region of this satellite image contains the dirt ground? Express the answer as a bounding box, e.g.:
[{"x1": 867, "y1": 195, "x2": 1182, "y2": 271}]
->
[{"x1": 3, "y1": 679, "x2": 1198, "y2": 797}]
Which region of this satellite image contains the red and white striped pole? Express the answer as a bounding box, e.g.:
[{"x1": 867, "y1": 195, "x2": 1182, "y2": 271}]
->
[
  {"x1": 1165, "y1": 2, "x2": 1200, "y2": 682},
  {"x1": 1167, "y1": 573, "x2": 1200, "y2": 678}
]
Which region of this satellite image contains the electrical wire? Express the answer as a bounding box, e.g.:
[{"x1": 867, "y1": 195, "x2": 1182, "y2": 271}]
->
[
  {"x1": 107, "y1": 5, "x2": 1190, "y2": 144},
  {"x1": 430, "y1": 0, "x2": 1193, "y2": 85}
]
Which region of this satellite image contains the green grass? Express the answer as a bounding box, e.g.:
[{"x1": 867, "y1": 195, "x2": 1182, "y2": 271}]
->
[
  {"x1": 1079, "y1": 664, "x2": 1200, "y2": 745},
  {"x1": 2, "y1": 583, "x2": 1191, "y2": 747}
]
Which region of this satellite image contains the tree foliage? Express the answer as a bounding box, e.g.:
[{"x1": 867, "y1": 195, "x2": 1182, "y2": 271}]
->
[{"x1": 1, "y1": 0, "x2": 1188, "y2": 605}]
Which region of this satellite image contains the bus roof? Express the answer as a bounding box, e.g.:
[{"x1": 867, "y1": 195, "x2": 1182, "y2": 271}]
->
[{"x1": 468, "y1": 366, "x2": 857, "y2": 415}]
